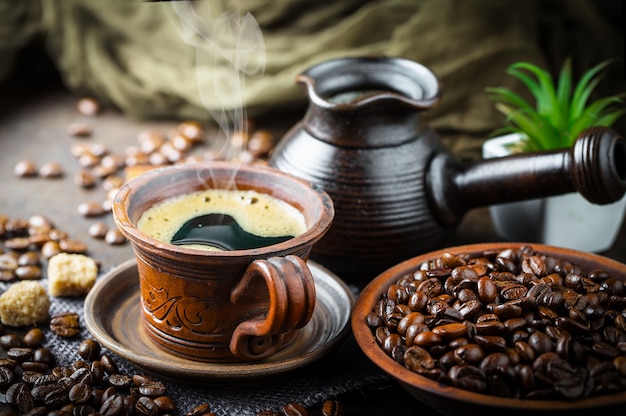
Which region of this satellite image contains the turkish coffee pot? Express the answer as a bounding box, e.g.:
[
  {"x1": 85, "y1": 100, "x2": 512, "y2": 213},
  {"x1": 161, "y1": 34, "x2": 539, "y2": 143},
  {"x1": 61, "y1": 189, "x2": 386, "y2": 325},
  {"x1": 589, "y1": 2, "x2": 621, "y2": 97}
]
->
[{"x1": 269, "y1": 56, "x2": 626, "y2": 280}]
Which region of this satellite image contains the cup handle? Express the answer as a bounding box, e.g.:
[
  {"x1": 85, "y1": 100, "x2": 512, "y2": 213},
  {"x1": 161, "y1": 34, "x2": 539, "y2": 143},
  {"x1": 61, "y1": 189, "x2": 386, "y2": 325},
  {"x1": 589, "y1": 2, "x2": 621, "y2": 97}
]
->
[{"x1": 229, "y1": 255, "x2": 316, "y2": 361}]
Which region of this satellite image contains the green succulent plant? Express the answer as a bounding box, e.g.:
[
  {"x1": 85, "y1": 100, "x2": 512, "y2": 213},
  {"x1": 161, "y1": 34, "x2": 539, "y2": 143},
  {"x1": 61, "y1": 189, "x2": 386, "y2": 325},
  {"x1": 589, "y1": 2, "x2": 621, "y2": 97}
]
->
[{"x1": 487, "y1": 59, "x2": 625, "y2": 153}]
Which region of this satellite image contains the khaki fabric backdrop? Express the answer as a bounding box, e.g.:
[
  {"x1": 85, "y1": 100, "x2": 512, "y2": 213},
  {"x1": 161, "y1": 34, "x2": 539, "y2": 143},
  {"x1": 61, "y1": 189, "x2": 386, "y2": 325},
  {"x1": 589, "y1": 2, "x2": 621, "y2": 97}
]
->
[{"x1": 0, "y1": 0, "x2": 623, "y2": 158}]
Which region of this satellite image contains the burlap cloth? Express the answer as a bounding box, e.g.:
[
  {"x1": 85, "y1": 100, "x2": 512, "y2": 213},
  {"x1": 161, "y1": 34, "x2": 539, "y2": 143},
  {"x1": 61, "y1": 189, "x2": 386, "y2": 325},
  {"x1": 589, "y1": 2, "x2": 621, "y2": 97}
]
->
[
  {"x1": 7, "y1": 274, "x2": 386, "y2": 416},
  {"x1": 1, "y1": 0, "x2": 623, "y2": 159}
]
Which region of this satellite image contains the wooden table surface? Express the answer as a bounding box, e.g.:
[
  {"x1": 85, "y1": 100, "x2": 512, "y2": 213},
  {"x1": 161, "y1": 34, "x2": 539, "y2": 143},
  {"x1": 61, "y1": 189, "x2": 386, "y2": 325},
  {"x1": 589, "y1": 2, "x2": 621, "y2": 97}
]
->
[{"x1": 1, "y1": 75, "x2": 625, "y2": 416}]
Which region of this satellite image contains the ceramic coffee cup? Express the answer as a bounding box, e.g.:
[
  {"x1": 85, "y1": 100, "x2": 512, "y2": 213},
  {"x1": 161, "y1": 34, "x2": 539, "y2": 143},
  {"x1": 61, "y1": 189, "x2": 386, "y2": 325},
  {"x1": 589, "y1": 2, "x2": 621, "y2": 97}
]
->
[{"x1": 112, "y1": 162, "x2": 334, "y2": 362}]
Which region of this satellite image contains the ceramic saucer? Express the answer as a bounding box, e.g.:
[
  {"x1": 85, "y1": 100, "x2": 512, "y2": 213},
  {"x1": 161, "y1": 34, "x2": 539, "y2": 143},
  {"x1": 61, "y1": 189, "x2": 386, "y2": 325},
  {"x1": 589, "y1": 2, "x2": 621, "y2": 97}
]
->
[{"x1": 84, "y1": 259, "x2": 354, "y2": 384}]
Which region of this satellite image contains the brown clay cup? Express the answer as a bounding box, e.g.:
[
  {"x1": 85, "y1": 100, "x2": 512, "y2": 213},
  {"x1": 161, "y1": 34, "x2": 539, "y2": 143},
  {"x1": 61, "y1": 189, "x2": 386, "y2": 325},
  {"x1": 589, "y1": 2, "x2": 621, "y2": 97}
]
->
[{"x1": 112, "y1": 162, "x2": 334, "y2": 363}]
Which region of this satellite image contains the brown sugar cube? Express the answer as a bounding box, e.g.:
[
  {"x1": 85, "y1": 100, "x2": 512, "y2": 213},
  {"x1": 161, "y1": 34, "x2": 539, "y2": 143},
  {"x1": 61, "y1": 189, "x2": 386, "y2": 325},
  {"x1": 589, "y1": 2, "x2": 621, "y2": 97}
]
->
[
  {"x1": 47, "y1": 253, "x2": 98, "y2": 297},
  {"x1": 0, "y1": 281, "x2": 50, "y2": 326}
]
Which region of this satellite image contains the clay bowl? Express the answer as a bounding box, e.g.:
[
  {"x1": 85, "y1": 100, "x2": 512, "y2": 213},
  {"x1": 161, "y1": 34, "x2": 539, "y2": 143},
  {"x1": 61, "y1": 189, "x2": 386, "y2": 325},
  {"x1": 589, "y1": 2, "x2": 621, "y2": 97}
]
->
[{"x1": 352, "y1": 242, "x2": 626, "y2": 415}]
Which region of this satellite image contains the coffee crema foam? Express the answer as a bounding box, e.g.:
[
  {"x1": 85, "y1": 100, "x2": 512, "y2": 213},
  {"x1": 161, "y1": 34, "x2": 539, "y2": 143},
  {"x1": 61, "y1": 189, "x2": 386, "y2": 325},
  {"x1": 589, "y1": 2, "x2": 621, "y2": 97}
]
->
[{"x1": 136, "y1": 189, "x2": 307, "y2": 251}]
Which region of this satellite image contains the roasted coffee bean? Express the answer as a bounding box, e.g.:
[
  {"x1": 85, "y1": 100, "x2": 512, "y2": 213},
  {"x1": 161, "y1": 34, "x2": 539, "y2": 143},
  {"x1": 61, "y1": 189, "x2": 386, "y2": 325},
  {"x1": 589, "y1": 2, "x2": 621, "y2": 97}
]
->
[
  {"x1": 39, "y1": 162, "x2": 64, "y2": 178},
  {"x1": 77, "y1": 339, "x2": 101, "y2": 361},
  {"x1": 1, "y1": 334, "x2": 24, "y2": 349},
  {"x1": 0, "y1": 254, "x2": 19, "y2": 271},
  {"x1": 22, "y1": 406, "x2": 47, "y2": 416},
  {"x1": 88, "y1": 222, "x2": 108, "y2": 239},
  {"x1": 73, "y1": 404, "x2": 98, "y2": 416},
  {"x1": 449, "y1": 365, "x2": 487, "y2": 393},
  {"x1": 41, "y1": 241, "x2": 62, "y2": 259},
  {"x1": 99, "y1": 393, "x2": 125, "y2": 416},
  {"x1": 454, "y1": 343, "x2": 486, "y2": 365},
  {"x1": 321, "y1": 399, "x2": 344, "y2": 416},
  {"x1": 185, "y1": 403, "x2": 213, "y2": 416},
  {"x1": 100, "y1": 354, "x2": 119, "y2": 375},
  {"x1": 432, "y1": 322, "x2": 467, "y2": 339},
  {"x1": 104, "y1": 228, "x2": 126, "y2": 245},
  {"x1": 0, "y1": 366, "x2": 14, "y2": 386},
  {"x1": 77, "y1": 97, "x2": 100, "y2": 116},
  {"x1": 6, "y1": 382, "x2": 35, "y2": 413},
  {"x1": 71, "y1": 367, "x2": 93, "y2": 385},
  {"x1": 137, "y1": 130, "x2": 165, "y2": 154},
  {"x1": 14, "y1": 160, "x2": 38, "y2": 177},
  {"x1": 177, "y1": 120, "x2": 204, "y2": 143},
  {"x1": 18, "y1": 252, "x2": 40, "y2": 267},
  {"x1": 75, "y1": 170, "x2": 97, "y2": 189},
  {"x1": 32, "y1": 348, "x2": 54, "y2": 365},
  {"x1": 0, "y1": 270, "x2": 15, "y2": 281},
  {"x1": 77, "y1": 202, "x2": 106, "y2": 218},
  {"x1": 108, "y1": 374, "x2": 131, "y2": 389},
  {"x1": 50, "y1": 312, "x2": 81, "y2": 338},
  {"x1": 477, "y1": 276, "x2": 497, "y2": 303},
  {"x1": 58, "y1": 239, "x2": 88, "y2": 254},
  {"x1": 135, "y1": 396, "x2": 158, "y2": 416},
  {"x1": 5, "y1": 237, "x2": 31, "y2": 250},
  {"x1": 21, "y1": 370, "x2": 44, "y2": 385},
  {"x1": 138, "y1": 381, "x2": 167, "y2": 397},
  {"x1": 7, "y1": 347, "x2": 33, "y2": 362},
  {"x1": 404, "y1": 346, "x2": 435, "y2": 374},
  {"x1": 33, "y1": 373, "x2": 58, "y2": 387},
  {"x1": 15, "y1": 265, "x2": 42, "y2": 280},
  {"x1": 21, "y1": 361, "x2": 49, "y2": 373},
  {"x1": 67, "y1": 122, "x2": 93, "y2": 137},
  {"x1": 153, "y1": 396, "x2": 175, "y2": 413},
  {"x1": 282, "y1": 402, "x2": 308, "y2": 416}
]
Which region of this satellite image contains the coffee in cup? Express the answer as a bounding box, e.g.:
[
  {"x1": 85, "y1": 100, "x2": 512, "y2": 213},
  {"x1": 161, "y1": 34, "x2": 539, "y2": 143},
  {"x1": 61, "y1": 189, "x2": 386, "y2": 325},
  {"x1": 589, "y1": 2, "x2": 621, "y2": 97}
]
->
[
  {"x1": 113, "y1": 162, "x2": 334, "y2": 362},
  {"x1": 136, "y1": 188, "x2": 307, "y2": 252}
]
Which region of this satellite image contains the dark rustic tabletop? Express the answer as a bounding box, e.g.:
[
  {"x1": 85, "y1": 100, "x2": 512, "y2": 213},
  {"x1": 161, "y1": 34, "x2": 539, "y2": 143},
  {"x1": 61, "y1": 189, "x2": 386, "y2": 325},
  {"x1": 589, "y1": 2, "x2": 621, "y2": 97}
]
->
[{"x1": 1, "y1": 71, "x2": 625, "y2": 416}]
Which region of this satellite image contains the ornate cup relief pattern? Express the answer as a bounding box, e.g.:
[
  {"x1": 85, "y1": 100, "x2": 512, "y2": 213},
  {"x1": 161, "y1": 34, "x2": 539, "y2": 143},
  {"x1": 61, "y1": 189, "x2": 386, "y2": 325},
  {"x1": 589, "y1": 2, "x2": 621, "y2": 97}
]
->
[{"x1": 142, "y1": 280, "x2": 222, "y2": 335}]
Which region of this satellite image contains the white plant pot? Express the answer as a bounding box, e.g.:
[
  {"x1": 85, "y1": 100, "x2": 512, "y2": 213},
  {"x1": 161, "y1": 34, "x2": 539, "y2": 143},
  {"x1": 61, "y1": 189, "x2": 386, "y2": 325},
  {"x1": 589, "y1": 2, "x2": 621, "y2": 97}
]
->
[{"x1": 482, "y1": 134, "x2": 626, "y2": 252}]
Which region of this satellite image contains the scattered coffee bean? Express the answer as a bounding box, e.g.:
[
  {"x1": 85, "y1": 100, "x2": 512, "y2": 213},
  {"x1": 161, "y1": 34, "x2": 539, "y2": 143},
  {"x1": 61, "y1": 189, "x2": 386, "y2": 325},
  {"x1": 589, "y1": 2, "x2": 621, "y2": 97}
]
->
[
  {"x1": 14, "y1": 161, "x2": 38, "y2": 177},
  {"x1": 185, "y1": 403, "x2": 213, "y2": 416},
  {"x1": 74, "y1": 171, "x2": 97, "y2": 189},
  {"x1": 153, "y1": 395, "x2": 175, "y2": 413},
  {"x1": 41, "y1": 241, "x2": 61, "y2": 259},
  {"x1": 58, "y1": 239, "x2": 88, "y2": 254},
  {"x1": 23, "y1": 328, "x2": 44, "y2": 347},
  {"x1": 135, "y1": 396, "x2": 158, "y2": 416},
  {"x1": 321, "y1": 399, "x2": 344, "y2": 416},
  {"x1": 137, "y1": 130, "x2": 165, "y2": 154},
  {"x1": 18, "y1": 252, "x2": 40, "y2": 267},
  {"x1": 67, "y1": 122, "x2": 93, "y2": 137},
  {"x1": 77, "y1": 202, "x2": 106, "y2": 218},
  {"x1": 4, "y1": 237, "x2": 31, "y2": 251},
  {"x1": 100, "y1": 354, "x2": 119, "y2": 375},
  {"x1": 176, "y1": 120, "x2": 204, "y2": 143},
  {"x1": 88, "y1": 222, "x2": 108, "y2": 239},
  {"x1": 15, "y1": 265, "x2": 42, "y2": 280},
  {"x1": 104, "y1": 228, "x2": 125, "y2": 245},
  {"x1": 283, "y1": 402, "x2": 308, "y2": 416},
  {"x1": 38, "y1": 163, "x2": 64, "y2": 178},
  {"x1": 77, "y1": 339, "x2": 101, "y2": 361},
  {"x1": 77, "y1": 97, "x2": 100, "y2": 116},
  {"x1": 50, "y1": 312, "x2": 81, "y2": 338},
  {"x1": 247, "y1": 130, "x2": 274, "y2": 156}
]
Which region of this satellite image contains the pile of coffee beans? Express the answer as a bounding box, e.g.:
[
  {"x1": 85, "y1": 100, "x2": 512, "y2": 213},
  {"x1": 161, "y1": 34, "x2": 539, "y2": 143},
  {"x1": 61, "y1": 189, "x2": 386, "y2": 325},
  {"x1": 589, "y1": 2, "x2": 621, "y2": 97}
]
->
[
  {"x1": 367, "y1": 245, "x2": 626, "y2": 400},
  {"x1": 0, "y1": 323, "x2": 177, "y2": 416},
  {"x1": 0, "y1": 214, "x2": 93, "y2": 283},
  {"x1": 0, "y1": 321, "x2": 344, "y2": 416}
]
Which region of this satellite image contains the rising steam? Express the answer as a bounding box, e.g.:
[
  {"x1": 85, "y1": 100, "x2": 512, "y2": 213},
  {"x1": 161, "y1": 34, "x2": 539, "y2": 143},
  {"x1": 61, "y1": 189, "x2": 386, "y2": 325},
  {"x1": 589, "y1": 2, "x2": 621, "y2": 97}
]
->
[{"x1": 163, "y1": 1, "x2": 266, "y2": 161}]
